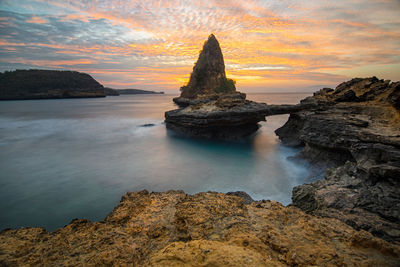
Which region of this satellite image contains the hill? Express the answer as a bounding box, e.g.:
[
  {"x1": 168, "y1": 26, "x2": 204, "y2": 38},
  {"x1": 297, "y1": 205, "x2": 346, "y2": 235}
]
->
[{"x1": 0, "y1": 69, "x2": 105, "y2": 100}]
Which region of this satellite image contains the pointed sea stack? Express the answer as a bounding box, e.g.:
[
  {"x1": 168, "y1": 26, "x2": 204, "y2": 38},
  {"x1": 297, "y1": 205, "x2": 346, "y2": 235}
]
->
[
  {"x1": 165, "y1": 34, "x2": 267, "y2": 139},
  {"x1": 177, "y1": 34, "x2": 235, "y2": 102}
]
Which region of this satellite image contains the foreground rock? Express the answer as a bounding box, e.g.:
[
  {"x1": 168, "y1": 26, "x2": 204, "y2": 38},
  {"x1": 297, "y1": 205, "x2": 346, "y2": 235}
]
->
[
  {"x1": 1, "y1": 190, "x2": 400, "y2": 266},
  {"x1": 0, "y1": 69, "x2": 105, "y2": 100},
  {"x1": 166, "y1": 34, "x2": 267, "y2": 139},
  {"x1": 276, "y1": 77, "x2": 400, "y2": 243}
]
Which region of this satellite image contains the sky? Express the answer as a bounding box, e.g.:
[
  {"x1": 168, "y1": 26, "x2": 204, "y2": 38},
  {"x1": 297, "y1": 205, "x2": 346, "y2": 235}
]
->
[{"x1": 0, "y1": 0, "x2": 399, "y2": 93}]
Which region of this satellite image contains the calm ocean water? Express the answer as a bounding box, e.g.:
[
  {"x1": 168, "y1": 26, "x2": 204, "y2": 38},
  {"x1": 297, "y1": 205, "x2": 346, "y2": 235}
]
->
[{"x1": 0, "y1": 93, "x2": 310, "y2": 231}]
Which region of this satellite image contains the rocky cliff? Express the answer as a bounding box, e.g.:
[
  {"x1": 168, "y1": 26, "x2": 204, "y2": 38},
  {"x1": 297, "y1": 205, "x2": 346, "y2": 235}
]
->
[
  {"x1": 275, "y1": 77, "x2": 400, "y2": 243},
  {"x1": 0, "y1": 69, "x2": 105, "y2": 100},
  {"x1": 1, "y1": 190, "x2": 399, "y2": 266}
]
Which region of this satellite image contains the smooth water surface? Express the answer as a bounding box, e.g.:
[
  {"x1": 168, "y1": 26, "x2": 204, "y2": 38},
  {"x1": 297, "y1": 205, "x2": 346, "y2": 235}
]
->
[{"x1": 0, "y1": 93, "x2": 310, "y2": 231}]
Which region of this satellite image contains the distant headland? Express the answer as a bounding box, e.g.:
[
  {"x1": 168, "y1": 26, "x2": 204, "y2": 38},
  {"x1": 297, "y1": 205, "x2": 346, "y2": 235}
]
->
[{"x1": 0, "y1": 69, "x2": 164, "y2": 100}]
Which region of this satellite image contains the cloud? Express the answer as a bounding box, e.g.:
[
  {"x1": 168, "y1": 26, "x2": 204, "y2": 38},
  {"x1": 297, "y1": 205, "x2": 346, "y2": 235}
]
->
[
  {"x1": 242, "y1": 66, "x2": 289, "y2": 71},
  {"x1": 0, "y1": 0, "x2": 399, "y2": 92},
  {"x1": 25, "y1": 16, "x2": 47, "y2": 24}
]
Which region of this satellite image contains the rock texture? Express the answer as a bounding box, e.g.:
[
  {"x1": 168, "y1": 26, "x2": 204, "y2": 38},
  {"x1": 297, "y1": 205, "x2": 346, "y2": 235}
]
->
[
  {"x1": 0, "y1": 69, "x2": 105, "y2": 100},
  {"x1": 1, "y1": 190, "x2": 400, "y2": 266},
  {"x1": 176, "y1": 34, "x2": 235, "y2": 103},
  {"x1": 166, "y1": 35, "x2": 267, "y2": 139},
  {"x1": 275, "y1": 77, "x2": 400, "y2": 243}
]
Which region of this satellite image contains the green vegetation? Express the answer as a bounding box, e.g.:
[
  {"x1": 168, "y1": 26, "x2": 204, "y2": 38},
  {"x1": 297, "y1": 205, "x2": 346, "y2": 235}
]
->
[
  {"x1": 180, "y1": 76, "x2": 236, "y2": 98},
  {"x1": 216, "y1": 78, "x2": 236, "y2": 93}
]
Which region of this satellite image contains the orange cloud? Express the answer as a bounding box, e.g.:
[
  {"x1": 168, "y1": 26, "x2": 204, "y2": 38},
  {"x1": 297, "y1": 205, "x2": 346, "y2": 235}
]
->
[
  {"x1": 5, "y1": 57, "x2": 97, "y2": 67},
  {"x1": 25, "y1": 16, "x2": 47, "y2": 24}
]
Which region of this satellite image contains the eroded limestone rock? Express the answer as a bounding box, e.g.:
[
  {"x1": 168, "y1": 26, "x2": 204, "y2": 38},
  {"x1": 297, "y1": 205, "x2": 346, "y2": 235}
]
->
[{"x1": 1, "y1": 190, "x2": 399, "y2": 266}]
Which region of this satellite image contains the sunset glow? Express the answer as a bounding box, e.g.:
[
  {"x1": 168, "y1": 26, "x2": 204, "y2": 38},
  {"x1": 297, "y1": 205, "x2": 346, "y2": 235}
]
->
[{"x1": 1, "y1": 0, "x2": 399, "y2": 92}]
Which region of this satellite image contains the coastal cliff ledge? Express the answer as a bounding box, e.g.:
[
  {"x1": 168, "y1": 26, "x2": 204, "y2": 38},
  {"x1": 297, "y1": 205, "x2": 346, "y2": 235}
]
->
[
  {"x1": 1, "y1": 190, "x2": 400, "y2": 266},
  {"x1": 275, "y1": 76, "x2": 400, "y2": 244}
]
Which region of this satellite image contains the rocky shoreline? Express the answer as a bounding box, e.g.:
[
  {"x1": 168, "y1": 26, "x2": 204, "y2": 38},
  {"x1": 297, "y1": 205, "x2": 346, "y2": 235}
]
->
[
  {"x1": 1, "y1": 31, "x2": 399, "y2": 264},
  {"x1": 1, "y1": 190, "x2": 400, "y2": 266},
  {"x1": 167, "y1": 75, "x2": 400, "y2": 246},
  {"x1": 1, "y1": 77, "x2": 400, "y2": 266},
  {"x1": 276, "y1": 77, "x2": 400, "y2": 244}
]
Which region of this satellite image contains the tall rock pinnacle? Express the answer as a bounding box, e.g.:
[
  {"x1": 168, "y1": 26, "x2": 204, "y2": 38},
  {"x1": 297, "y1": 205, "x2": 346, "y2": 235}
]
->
[{"x1": 180, "y1": 34, "x2": 236, "y2": 99}]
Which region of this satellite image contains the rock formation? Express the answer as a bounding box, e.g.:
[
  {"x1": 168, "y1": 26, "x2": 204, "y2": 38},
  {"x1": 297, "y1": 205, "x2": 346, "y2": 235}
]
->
[
  {"x1": 166, "y1": 34, "x2": 267, "y2": 139},
  {"x1": 0, "y1": 69, "x2": 105, "y2": 100},
  {"x1": 275, "y1": 77, "x2": 400, "y2": 243},
  {"x1": 166, "y1": 93, "x2": 267, "y2": 139},
  {"x1": 174, "y1": 34, "x2": 236, "y2": 105},
  {"x1": 1, "y1": 190, "x2": 400, "y2": 266}
]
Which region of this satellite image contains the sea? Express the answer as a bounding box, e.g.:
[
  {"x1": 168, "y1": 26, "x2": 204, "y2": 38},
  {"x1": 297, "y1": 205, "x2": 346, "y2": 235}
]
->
[{"x1": 0, "y1": 92, "x2": 311, "y2": 231}]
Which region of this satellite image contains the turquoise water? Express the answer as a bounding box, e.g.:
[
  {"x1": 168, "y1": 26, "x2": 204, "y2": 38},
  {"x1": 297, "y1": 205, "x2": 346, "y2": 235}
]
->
[{"x1": 0, "y1": 93, "x2": 310, "y2": 231}]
